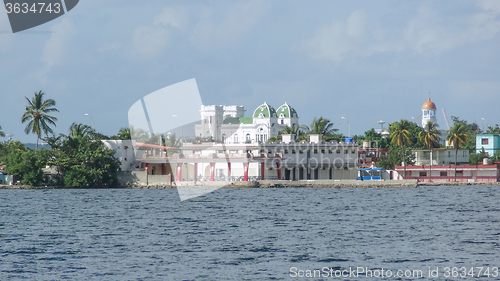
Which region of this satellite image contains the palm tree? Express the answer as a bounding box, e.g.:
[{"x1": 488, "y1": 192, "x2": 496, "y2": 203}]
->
[
  {"x1": 67, "y1": 123, "x2": 94, "y2": 139},
  {"x1": 21, "y1": 91, "x2": 58, "y2": 149},
  {"x1": 447, "y1": 122, "x2": 469, "y2": 181},
  {"x1": 282, "y1": 124, "x2": 302, "y2": 140},
  {"x1": 419, "y1": 121, "x2": 442, "y2": 182},
  {"x1": 117, "y1": 127, "x2": 131, "y2": 140},
  {"x1": 300, "y1": 117, "x2": 337, "y2": 139},
  {"x1": 0, "y1": 125, "x2": 5, "y2": 138},
  {"x1": 389, "y1": 120, "x2": 412, "y2": 179}
]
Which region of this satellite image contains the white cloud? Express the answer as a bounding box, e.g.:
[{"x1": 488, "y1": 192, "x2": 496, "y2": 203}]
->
[
  {"x1": 154, "y1": 7, "x2": 187, "y2": 29},
  {"x1": 42, "y1": 18, "x2": 75, "y2": 66},
  {"x1": 301, "y1": 10, "x2": 367, "y2": 62},
  {"x1": 190, "y1": 0, "x2": 269, "y2": 48},
  {"x1": 131, "y1": 6, "x2": 187, "y2": 59},
  {"x1": 302, "y1": 2, "x2": 500, "y2": 62},
  {"x1": 132, "y1": 25, "x2": 169, "y2": 59}
]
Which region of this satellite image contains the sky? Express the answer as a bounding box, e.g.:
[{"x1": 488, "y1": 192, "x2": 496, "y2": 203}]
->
[{"x1": 1, "y1": 0, "x2": 500, "y2": 143}]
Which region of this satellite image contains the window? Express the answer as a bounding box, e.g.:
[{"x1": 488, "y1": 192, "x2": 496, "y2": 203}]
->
[
  {"x1": 351, "y1": 149, "x2": 356, "y2": 154},
  {"x1": 268, "y1": 150, "x2": 272, "y2": 154},
  {"x1": 292, "y1": 150, "x2": 296, "y2": 154},
  {"x1": 328, "y1": 150, "x2": 333, "y2": 154},
  {"x1": 482, "y1": 138, "x2": 489, "y2": 145},
  {"x1": 222, "y1": 134, "x2": 226, "y2": 143},
  {"x1": 321, "y1": 149, "x2": 325, "y2": 154},
  {"x1": 280, "y1": 120, "x2": 284, "y2": 124},
  {"x1": 234, "y1": 134, "x2": 238, "y2": 143},
  {"x1": 463, "y1": 151, "x2": 466, "y2": 157},
  {"x1": 440, "y1": 171, "x2": 447, "y2": 177},
  {"x1": 299, "y1": 150, "x2": 303, "y2": 154},
  {"x1": 419, "y1": 171, "x2": 427, "y2": 177},
  {"x1": 284, "y1": 150, "x2": 288, "y2": 154},
  {"x1": 336, "y1": 149, "x2": 340, "y2": 153},
  {"x1": 313, "y1": 149, "x2": 318, "y2": 154},
  {"x1": 246, "y1": 134, "x2": 251, "y2": 141},
  {"x1": 456, "y1": 170, "x2": 463, "y2": 175},
  {"x1": 448, "y1": 151, "x2": 451, "y2": 157},
  {"x1": 344, "y1": 150, "x2": 348, "y2": 154}
]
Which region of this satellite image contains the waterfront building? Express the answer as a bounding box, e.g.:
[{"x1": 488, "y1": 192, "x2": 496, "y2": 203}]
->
[
  {"x1": 194, "y1": 102, "x2": 299, "y2": 144},
  {"x1": 475, "y1": 134, "x2": 500, "y2": 156},
  {"x1": 394, "y1": 163, "x2": 500, "y2": 182},
  {"x1": 107, "y1": 135, "x2": 359, "y2": 183},
  {"x1": 412, "y1": 148, "x2": 469, "y2": 166}
]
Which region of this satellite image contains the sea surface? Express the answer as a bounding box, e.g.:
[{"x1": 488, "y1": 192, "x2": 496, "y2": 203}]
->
[{"x1": 1, "y1": 186, "x2": 499, "y2": 280}]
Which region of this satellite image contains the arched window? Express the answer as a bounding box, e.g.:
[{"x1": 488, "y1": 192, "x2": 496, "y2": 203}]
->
[{"x1": 246, "y1": 134, "x2": 251, "y2": 142}]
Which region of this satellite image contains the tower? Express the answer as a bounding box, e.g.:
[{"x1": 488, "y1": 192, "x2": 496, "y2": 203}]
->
[{"x1": 421, "y1": 98, "x2": 437, "y2": 128}]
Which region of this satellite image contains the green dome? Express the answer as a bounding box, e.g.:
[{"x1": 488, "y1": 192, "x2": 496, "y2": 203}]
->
[
  {"x1": 253, "y1": 102, "x2": 276, "y2": 118},
  {"x1": 276, "y1": 102, "x2": 298, "y2": 118}
]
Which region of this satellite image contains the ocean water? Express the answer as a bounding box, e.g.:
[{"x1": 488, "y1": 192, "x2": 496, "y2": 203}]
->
[{"x1": 1, "y1": 186, "x2": 499, "y2": 280}]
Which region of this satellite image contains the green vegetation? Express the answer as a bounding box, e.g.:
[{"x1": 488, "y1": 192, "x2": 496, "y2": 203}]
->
[
  {"x1": 447, "y1": 122, "x2": 469, "y2": 181},
  {"x1": 21, "y1": 91, "x2": 59, "y2": 149},
  {"x1": 419, "y1": 121, "x2": 442, "y2": 181},
  {"x1": 0, "y1": 92, "x2": 121, "y2": 187},
  {"x1": 0, "y1": 125, "x2": 4, "y2": 138},
  {"x1": 389, "y1": 120, "x2": 412, "y2": 178}
]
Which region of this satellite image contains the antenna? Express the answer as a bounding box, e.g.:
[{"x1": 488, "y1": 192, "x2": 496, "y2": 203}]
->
[{"x1": 442, "y1": 109, "x2": 450, "y2": 130}]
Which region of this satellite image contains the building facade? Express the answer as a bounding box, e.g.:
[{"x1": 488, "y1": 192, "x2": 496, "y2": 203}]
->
[
  {"x1": 475, "y1": 134, "x2": 500, "y2": 156},
  {"x1": 413, "y1": 148, "x2": 469, "y2": 166},
  {"x1": 194, "y1": 102, "x2": 299, "y2": 144}
]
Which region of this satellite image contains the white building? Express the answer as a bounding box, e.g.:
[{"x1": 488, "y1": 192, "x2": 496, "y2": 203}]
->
[
  {"x1": 413, "y1": 148, "x2": 470, "y2": 166},
  {"x1": 194, "y1": 102, "x2": 299, "y2": 144},
  {"x1": 421, "y1": 98, "x2": 437, "y2": 128}
]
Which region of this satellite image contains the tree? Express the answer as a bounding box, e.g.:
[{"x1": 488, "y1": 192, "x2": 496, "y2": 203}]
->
[
  {"x1": 4, "y1": 149, "x2": 49, "y2": 186},
  {"x1": 51, "y1": 134, "x2": 120, "y2": 187},
  {"x1": 447, "y1": 122, "x2": 469, "y2": 181},
  {"x1": 486, "y1": 124, "x2": 500, "y2": 134},
  {"x1": 450, "y1": 116, "x2": 480, "y2": 150},
  {"x1": 116, "y1": 127, "x2": 131, "y2": 140},
  {"x1": 0, "y1": 125, "x2": 5, "y2": 138},
  {"x1": 300, "y1": 117, "x2": 338, "y2": 141},
  {"x1": 376, "y1": 144, "x2": 415, "y2": 170},
  {"x1": 470, "y1": 148, "x2": 487, "y2": 165},
  {"x1": 419, "y1": 121, "x2": 442, "y2": 182},
  {"x1": 67, "y1": 122, "x2": 94, "y2": 139},
  {"x1": 268, "y1": 124, "x2": 303, "y2": 143},
  {"x1": 21, "y1": 91, "x2": 59, "y2": 149},
  {"x1": 389, "y1": 120, "x2": 412, "y2": 178}
]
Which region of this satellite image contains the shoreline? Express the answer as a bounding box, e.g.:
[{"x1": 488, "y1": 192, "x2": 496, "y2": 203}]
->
[{"x1": 1, "y1": 180, "x2": 500, "y2": 189}]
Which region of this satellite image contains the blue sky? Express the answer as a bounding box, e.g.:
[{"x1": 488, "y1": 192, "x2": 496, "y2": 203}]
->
[{"x1": 1, "y1": 0, "x2": 500, "y2": 143}]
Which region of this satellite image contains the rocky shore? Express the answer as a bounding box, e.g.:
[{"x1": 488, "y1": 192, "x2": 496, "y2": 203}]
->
[{"x1": 2, "y1": 179, "x2": 500, "y2": 189}]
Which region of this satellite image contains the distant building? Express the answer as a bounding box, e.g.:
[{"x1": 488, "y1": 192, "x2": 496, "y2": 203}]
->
[
  {"x1": 394, "y1": 163, "x2": 500, "y2": 182},
  {"x1": 421, "y1": 98, "x2": 437, "y2": 128},
  {"x1": 476, "y1": 134, "x2": 500, "y2": 157},
  {"x1": 194, "y1": 102, "x2": 299, "y2": 144},
  {"x1": 413, "y1": 148, "x2": 469, "y2": 166}
]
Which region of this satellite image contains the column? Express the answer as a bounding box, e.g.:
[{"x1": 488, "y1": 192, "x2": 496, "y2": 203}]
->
[
  {"x1": 244, "y1": 162, "x2": 249, "y2": 181},
  {"x1": 276, "y1": 162, "x2": 282, "y2": 180},
  {"x1": 261, "y1": 162, "x2": 265, "y2": 180},
  {"x1": 227, "y1": 162, "x2": 231, "y2": 181},
  {"x1": 176, "y1": 163, "x2": 182, "y2": 181},
  {"x1": 194, "y1": 163, "x2": 198, "y2": 184},
  {"x1": 210, "y1": 162, "x2": 215, "y2": 181}
]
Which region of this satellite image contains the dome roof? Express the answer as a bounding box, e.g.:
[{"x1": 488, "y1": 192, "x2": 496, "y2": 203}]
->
[
  {"x1": 422, "y1": 98, "x2": 436, "y2": 110},
  {"x1": 253, "y1": 102, "x2": 276, "y2": 118},
  {"x1": 276, "y1": 102, "x2": 298, "y2": 118}
]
